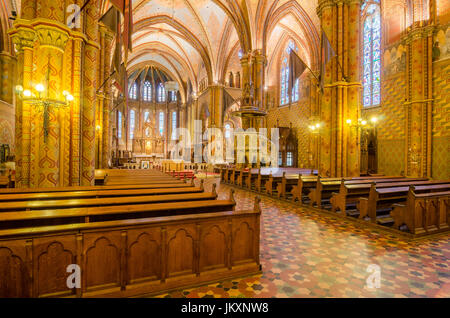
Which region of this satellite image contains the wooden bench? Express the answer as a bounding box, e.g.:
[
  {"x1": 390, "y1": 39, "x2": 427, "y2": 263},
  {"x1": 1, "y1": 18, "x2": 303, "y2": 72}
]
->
[
  {"x1": 264, "y1": 173, "x2": 285, "y2": 196},
  {"x1": 0, "y1": 186, "x2": 205, "y2": 202},
  {"x1": 229, "y1": 168, "x2": 239, "y2": 185},
  {"x1": 359, "y1": 183, "x2": 450, "y2": 224},
  {"x1": 0, "y1": 181, "x2": 196, "y2": 195},
  {"x1": 290, "y1": 175, "x2": 319, "y2": 202},
  {"x1": 0, "y1": 185, "x2": 218, "y2": 213},
  {"x1": 237, "y1": 168, "x2": 253, "y2": 187},
  {"x1": 0, "y1": 170, "x2": 13, "y2": 188},
  {"x1": 245, "y1": 168, "x2": 260, "y2": 190},
  {"x1": 0, "y1": 193, "x2": 261, "y2": 298},
  {"x1": 167, "y1": 170, "x2": 195, "y2": 180},
  {"x1": 308, "y1": 177, "x2": 424, "y2": 208},
  {"x1": 330, "y1": 179, "x2": 436, "y2": 215},
  {"x1": 95, "y1": 170, "x2": 108, "y2": 185},
  {"x1": 390, "y1": 186, "x2": 450, "y2": 235}
]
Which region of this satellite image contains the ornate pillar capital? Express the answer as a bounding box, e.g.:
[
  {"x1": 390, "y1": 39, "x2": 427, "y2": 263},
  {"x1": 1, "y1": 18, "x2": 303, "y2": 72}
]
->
[
  {"x1": 317, "y1": 0, "x2": 335, "y2": 17},
  {"x1": 9, "y1": 26, "x2": 36, "y2": 52},
  {"x1": 34, "y1": 25, "x2": 70, "y2": 53}
]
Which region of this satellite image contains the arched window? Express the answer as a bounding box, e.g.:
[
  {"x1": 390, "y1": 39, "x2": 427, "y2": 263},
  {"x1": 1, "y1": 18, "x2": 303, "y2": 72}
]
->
[
  {"x1": 280, "y1": 40, "x2": 300, "y2": 105},
  {"x1": 129, "y1": 82, "x2": 138, "y2": 100},
  {"x1": 224, "y1": 123, "x2": 232, "y2": 139},
  {"x1": 117, "y1": 111, "x2": 122, "y2": 139},
  {"x1": 142, "y1": 81, "x2": 152, "y2": 101},
  {"x1": 129, "y1": 110, "x2": 135, "y2": 140},
  {"x1": 159, "y1": 112, "x2": 164, "y2": 135},
  {"x1": 362, "y1": 1, "x2": 381, "y2": 107},
  {"x1": 171, "y1": 111, "x2": 177, "y2": 140},
  {"x1": 157, "y1": 83, "x2": 166, "y2": 102},
  {"x1": 144, "y1": 111, "x2": 150, "y2": 123},
  {"x1": 170, "y1": 91, "x2": 177, "y2": 102}
]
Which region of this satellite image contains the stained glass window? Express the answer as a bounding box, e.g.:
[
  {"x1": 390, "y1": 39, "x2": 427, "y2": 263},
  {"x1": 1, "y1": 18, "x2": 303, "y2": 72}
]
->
[
  {"x1": 159, "y1": 112, "x2": 164, "y2": 135},
  {"x1": 171, "y1": 111, "x2": 177, "y2": 140},
  {"x1": 362, "y1": 1, "x2": 381, "y2": 107},
  {"x1": 117, "y1": 111, "x2": 122, "y2": 139},
  {"x1": 287, "y1": 152, "x2": 293, "y2": 167},
  {"x1": 129, "y1": 110, "x2": 135, "y2": 140},
  {"x1": 280, "y1": 40, "x2": 300, "y2": 105},
  {"x1": 157, "y1": 83, "x2": 166, "y2": 102},
  {"x1": 170, "y1": 91, "x2": 177, "y2": 102},
  {"x1": 129, "y1": 82, "x2": 138, "y2": 100},
  {"x1": 143, "y1": 81, "x2": 152, "y2": 101}
]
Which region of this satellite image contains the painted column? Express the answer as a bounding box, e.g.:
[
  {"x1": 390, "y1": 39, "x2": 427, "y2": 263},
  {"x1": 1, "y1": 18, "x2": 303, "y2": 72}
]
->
[
  {"x1": 0, "y1": 52, "x2": 16, "y2": 104},
  {"x1": 403, "y1": 25, "x2": 434, "y2": 177},
  {"x1": 81, "y1": 0, "x2": 100, "y2": 185},
  {"x1": 34, "y1": 25, "x2": 69, "y2": 187},
  {"x1": 10, "y1": 26, "x2": 35, "y2": 188},
  {"x1": 317, "y1": 0, "x2": 361, "y2": 177},
  {"x1": 209, "y1": 84, "x2": 223, "y2": 128}
]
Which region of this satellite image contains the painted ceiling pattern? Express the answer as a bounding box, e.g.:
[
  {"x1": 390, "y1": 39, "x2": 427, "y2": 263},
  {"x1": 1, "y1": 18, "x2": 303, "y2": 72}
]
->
[{"x1": 126, "y1": 0, "x2": 321, "y2": 94}]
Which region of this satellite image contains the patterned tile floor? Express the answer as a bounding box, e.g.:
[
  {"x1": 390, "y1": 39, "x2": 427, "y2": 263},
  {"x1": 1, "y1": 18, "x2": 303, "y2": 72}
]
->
[{"x1": 154, "y1": 178, "x2": 450, "y2": 298}]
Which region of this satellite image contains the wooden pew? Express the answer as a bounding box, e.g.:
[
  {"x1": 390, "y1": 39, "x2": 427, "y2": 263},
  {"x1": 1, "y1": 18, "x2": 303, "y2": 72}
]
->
[
  {"x1": 390, "y1": 186, "x2": 450, "y2": 235},
  {"x1": 255, "y1": 169, "x2": 271, "y2": 192},
  {"x1": 0, "y1": 186, "x2": 218, "y2": 213},
  {"x1": 223, "y1": 167, "x2": 232, "y2": 183},
  {"x1": 264, "y1": 173, "x2": 285, "y2": 196},
  {"x1": 0, "y1": 170, "x2": 13, "y2": 188},
  {"x1": 0, "y1": 186, "x2": 205, "y2": 202},
  {"x1": 330, "y1": 179, "x2": 441, "y2": 215},
  {"x1": 0, "y1": 176, "x2": 10, "y2": 188},
  {"x1": 276, "y1": 170, "x2": 320, "y2": 200},
  {"x1": 237, "y1": 168, "x2": 252, "y2": 187},
  {"x1": 0, "y1": 179, "x2": 196, "y2": 195},
  {"x1": 167, "y1": 170, "x2": 195, "y2": 179},
  {"x1": 359, "y1": 183, "x2": 450, "y2": 224},
  {"x1": 290, "y1": 175, "x2": 319, "y2": 202},
  {"x1": 95, "y1": 170, "x2": 108, "y2": 185},
  {"x1": 308, "y1": 177, "x2": 425, "y2": 208},
  {"x1": 0, "y1": 193, "x2": 261, "y2": 298},
  {"x1": 245, "y1": 168, "x2": 260, "y2": 190},
  {"x1": 229, "y1": 167, "x2": 239, "y2": 185}
]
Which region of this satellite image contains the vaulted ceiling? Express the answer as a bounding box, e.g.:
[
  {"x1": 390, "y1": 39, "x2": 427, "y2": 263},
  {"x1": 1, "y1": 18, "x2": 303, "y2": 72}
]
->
[{"x1": 124, "y1": 0, "x2": 321, "y2": 95}]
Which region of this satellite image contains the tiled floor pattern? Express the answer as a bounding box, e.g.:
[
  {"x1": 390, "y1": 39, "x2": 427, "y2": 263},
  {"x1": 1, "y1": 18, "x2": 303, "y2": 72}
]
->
[{"x1": 154, "y1": 178, "x2": 450, "y2": 298}]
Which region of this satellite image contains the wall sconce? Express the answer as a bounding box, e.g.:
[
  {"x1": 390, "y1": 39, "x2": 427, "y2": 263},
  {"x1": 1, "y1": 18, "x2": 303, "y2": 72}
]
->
[
  {"x1": 346, "y1": 117, "x2": 379, "y2": 130},
  {"x1": 346, "y1": 116, "x2": 379, "y2": 146},
  {"x1": 15, "y1": 84, "x2": 74, "y2": 143},
  {"x1": 308, "y1": 122, "x2": 321, "y2": 134}
]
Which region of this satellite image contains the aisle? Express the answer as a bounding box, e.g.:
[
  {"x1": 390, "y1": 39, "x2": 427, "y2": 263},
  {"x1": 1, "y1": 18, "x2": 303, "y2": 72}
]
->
[{"x1": 154, "y1": 178, "x2": 450, "y2": 298}]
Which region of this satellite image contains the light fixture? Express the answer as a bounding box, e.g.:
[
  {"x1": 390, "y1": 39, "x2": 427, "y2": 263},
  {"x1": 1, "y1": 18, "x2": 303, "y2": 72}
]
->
[
  {"x1": 371, "y1": 116, "x2": 378, "y2": 124},
  {"x1": 35, "y1": 84, "x2": 45, "y2": 93},
  {"x1": 15, "y1": 76, "x2": 74, "y2": 142},
  {"x1": 346, "y1": 119, "x2": 352, "y2": 124},
  {"x1": 361, "y1": 120, "x2": 367, "y2": 126}
]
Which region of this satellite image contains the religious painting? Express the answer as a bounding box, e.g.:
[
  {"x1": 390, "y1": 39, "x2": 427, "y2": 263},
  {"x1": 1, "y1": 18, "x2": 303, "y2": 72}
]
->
[
  {"x1": 383, "y1": 44, "x2": 406, "y2": 76},
  {"x1": 141, "y1": 161, "x2": 150, "y2": 169},
  {"x1": 433, "y1": 26, "x2": 450, "y2": 62}
]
